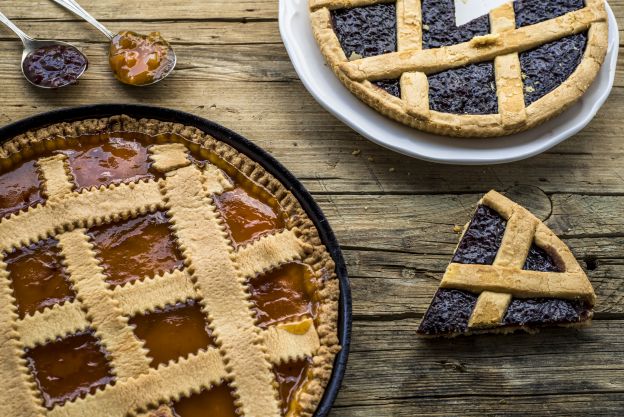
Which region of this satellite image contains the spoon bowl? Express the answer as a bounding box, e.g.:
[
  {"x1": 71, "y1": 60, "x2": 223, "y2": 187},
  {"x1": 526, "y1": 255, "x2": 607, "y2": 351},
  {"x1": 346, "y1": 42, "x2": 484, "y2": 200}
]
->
[
  {"x1": 20, "y1": 39, "x2": 89, "y2": 89},
  {"x1": 0, "y1": 11, "x2": 88, "y2": 88}
]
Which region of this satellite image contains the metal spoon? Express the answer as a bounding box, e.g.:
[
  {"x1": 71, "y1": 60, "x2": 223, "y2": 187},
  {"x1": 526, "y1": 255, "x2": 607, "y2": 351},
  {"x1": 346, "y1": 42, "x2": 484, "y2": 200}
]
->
[
  {"x1": 51, "y1": 0, "x2": 177, "y2": 86},
  {"x1": 0, "y1": 11, "x2": 88, "y2": 88}
]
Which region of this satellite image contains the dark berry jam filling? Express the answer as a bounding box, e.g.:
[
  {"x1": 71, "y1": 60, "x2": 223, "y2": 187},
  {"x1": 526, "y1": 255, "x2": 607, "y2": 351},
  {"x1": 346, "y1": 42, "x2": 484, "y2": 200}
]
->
[
  {"x1": 419, "y1": 289, "x2": 592, "y2": 335},
  {"x1": 521, "y1": 33, "x2": 587, "y2": 106},
  {"x1": 417, "y1": 289, "x2": 477, "y2": 335},
  {"x1": 428, "y1": 63, "x2": 498, "y2": 115},
  {"x1": 503, "y1": 298, "x2": 592, "y2": 326},
  {"x1": 422, "y1": 0, "x2": 490, "y2": 49},
  {"x1": 373, "y1": 79, "x2": 401, "y2": 98},
  {"x1": 22, "y1": 45, "x2": 88, "y2": 88},
  {"x1": 331, "y1": 3, "x2": 397, "y2": 59},
  {"x1": 524, "y1": 244, "x2": 561, "y2": 272},
  {"x1": 514, "y1": 0, "x2": 585, "y2": 28},
  {"x1": 452, "y1": 205, "x2": 506, "y2": 264},
  {"x1": 329, "y1": 0, "x2": 588, "y2": 113}
]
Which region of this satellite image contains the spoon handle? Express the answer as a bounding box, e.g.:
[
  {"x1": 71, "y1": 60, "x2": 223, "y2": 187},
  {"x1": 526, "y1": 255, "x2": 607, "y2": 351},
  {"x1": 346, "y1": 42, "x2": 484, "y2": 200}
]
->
[
  {"x1": 51, "y1": 0, "x2": 115, "y2": 40},
  {"x1": 0, "y1": 11, "x2": 34, "y2": 44}
]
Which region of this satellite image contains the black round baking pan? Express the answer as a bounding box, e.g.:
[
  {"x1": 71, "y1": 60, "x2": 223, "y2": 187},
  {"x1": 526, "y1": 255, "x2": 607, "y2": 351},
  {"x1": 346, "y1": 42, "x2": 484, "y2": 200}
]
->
[{"x1": 0, "y1": 104, "x2": 351, "y2": 417}]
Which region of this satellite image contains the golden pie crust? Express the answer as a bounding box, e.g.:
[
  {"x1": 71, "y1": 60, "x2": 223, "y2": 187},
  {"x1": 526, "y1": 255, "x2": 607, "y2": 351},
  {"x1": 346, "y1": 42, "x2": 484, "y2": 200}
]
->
[
  {"x1": 309, "y1": 0, "x2": 609, "y2": 137},
  {"x1": 0, "y1": 116, "x2": 341, "y2": 417}
]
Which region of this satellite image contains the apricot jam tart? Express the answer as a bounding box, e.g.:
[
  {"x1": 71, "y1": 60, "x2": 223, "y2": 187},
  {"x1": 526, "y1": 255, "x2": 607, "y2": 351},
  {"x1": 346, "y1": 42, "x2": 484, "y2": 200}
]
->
[{"x1": 0, "y1": 116, "x2": 340, "y2": 417}]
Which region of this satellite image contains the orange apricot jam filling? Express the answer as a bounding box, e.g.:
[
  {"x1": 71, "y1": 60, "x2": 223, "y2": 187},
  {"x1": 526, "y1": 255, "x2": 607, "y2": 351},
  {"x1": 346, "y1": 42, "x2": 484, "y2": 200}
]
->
[
  {"x1": 0, "y1": 160, "x2": 43, "y2": 218},
  {"x1": 60, "y1": 136, "x2": 154, "y2": 189},
  {"x1": 25, "y1": 331, "x2": 114, "y2": 409},
  {"x1": 129, "y1": 299, "x2": 216, "y2": 368},
  {"x1": 214, "y1": 187, "x2": 286, "y2": 246},
  {"x1": 6, "y1": 238, "x2": 75, "y2": 318},
  {"x1": 109, "y1": 31, "x2": 175, "y2": 86},
  {"x1": 275, "y1": 358, "x2": 312, "y2": 416},
  {"x1": 171, "y1": 384, "x2": 240, "y2": 417},
  {"x1": 88, "y1": 211, "x2": 184, "y2": 286},
  {"x1": 248, "y1": 263, "x2": 318, "y2": 329}
]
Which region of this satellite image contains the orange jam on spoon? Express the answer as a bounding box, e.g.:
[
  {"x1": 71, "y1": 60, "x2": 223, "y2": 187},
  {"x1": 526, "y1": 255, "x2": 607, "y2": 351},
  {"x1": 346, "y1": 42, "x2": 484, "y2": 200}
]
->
[{"x1": 109, "y1": 31, "x2": 175, "y2": 86}]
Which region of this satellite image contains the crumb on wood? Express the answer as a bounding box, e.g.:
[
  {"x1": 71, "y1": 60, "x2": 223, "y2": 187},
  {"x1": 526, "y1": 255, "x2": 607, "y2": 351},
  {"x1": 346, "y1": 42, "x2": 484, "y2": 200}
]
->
[
  {"x1": 453, "y1": 225, "x2": 463, "y2": 233},
  {"x1": 352, "y1": 149, "x2": 361, "y2": 156},
  {"x1": 439, "y1": 359, "x2": 467, "y2": 373}
]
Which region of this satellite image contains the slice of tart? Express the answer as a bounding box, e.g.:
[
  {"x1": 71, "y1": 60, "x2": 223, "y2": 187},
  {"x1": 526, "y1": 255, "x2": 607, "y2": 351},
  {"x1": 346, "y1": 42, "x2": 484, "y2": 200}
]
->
[{"x1": 417, "y1": 190, "x2": 596, "y2": 337}]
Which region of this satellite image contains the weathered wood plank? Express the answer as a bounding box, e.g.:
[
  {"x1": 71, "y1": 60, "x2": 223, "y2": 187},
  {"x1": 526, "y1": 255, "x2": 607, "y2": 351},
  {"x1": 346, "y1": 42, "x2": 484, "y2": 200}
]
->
[
  {"x1": 330, "y1": 320, "x2": 624, "y2": 411},
  {"x1": 331, "y1": 394, "x2": 624, "y2": 417},
  {"x1": 1, "y1": 0, "x2": 277, "y2": 20},
  {"x1": 315, "y1": 193, "x2": 624, "y2": 252},
  {"x1": 548, "y1": 194, "x2": 624, "y2": 238},
  {"x1": 0, "y1": 21, "x2": 283, "y2": 45}
]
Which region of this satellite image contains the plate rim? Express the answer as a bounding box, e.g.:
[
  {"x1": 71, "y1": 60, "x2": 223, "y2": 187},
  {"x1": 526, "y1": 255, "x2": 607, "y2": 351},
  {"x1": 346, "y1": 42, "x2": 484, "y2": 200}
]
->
[
  {"x1": 279, "y1": 0, "x2": 619, "y2": 165},
  {"x1": 0, "y1": 103, "x2": 352, "y2": 417}
]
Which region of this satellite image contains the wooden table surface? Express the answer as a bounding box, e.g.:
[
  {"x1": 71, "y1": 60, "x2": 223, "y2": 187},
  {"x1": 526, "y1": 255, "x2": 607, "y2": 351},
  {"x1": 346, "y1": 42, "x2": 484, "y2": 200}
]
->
[{"x1": 1, "y1": 1, "x2": 623, "y2": 415}]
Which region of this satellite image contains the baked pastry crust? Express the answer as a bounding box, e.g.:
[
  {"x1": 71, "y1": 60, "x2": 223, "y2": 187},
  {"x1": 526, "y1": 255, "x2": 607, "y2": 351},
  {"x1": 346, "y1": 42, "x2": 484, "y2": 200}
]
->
[
  {"x1": 0, "y1": 116, "x2": 340, "y2": 417},
  {"x1": 310, "y1": 0, "x2": 609, "y2": 137},
  {"x1": 418, "y1": 190, "x2": 596, "y2": 336}
]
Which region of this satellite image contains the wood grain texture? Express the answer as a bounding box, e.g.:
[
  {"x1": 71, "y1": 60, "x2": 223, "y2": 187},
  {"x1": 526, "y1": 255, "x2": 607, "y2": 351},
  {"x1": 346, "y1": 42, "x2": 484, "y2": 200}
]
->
[{"x1": 0, "y1": 1, "x2": 622, "y2": 415}]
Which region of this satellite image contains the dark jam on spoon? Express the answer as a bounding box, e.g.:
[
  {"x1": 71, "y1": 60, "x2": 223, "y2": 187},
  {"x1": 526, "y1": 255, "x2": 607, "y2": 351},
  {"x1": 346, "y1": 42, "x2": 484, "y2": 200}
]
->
[
  {"x1": 109, "y1": 31, "x2": 175, "y2": 86},
  {"x1": 22, "y1": 44, "x2": 88, "y2": 88}
]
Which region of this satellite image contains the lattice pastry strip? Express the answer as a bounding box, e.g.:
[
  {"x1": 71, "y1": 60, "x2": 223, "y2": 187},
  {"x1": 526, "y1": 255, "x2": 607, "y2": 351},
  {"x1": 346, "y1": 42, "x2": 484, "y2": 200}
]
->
[
  {"x1": 0, "y1": 179, "x2": 165, "y2": 253},
  {"x1": 396, "y1": 0, "x2": 430, "y2": 119},
  {"x1": 159, "y1": 161, "x2": 282, "y2": 416},
  {"x1": 310, "y1": 0, "x2": 609, "y2": 136},
  {"x1": 490, "y1": 2, "x2": 526, "y2": 128},
  {"x1": 112, "y1": 269, "x2": 197, "y2": 317},
  {"x1": 36, "y1": 155, "x2": 75, "y2": 200},
  {"x1": 0, "y1": 141, "x2": 321, "y2": 417},
  {"x1": 441, "y1": 190, "x2": 596, "y2": 329},
  {"x1": 17, "y1": 302, "x2": 88, "y2": 349}
]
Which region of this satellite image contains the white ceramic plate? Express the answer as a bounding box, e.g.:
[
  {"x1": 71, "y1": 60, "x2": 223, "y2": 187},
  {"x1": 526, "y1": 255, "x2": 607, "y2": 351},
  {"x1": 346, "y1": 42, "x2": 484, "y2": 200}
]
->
[{"x1": 279, "y1": 0, "x2": 619, "y2": 165}]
